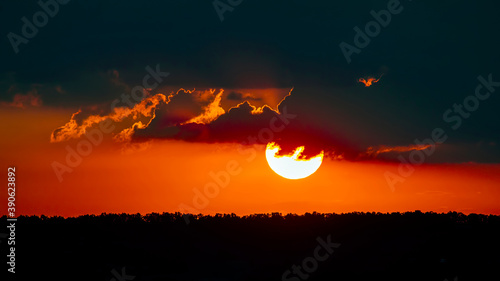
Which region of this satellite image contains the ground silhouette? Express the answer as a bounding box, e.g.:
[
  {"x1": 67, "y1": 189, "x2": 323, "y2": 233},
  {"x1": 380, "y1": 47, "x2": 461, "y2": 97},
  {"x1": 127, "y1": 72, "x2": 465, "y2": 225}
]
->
[{"x1": 2, "y1": 211, "x2": 499, "y2": 281}]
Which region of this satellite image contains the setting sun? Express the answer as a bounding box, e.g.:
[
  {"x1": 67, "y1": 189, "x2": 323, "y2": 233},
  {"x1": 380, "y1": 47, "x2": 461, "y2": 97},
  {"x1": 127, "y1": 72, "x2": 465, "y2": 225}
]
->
[{"x1": 265, "y1": 142, "x2": 324, "y2": 180}]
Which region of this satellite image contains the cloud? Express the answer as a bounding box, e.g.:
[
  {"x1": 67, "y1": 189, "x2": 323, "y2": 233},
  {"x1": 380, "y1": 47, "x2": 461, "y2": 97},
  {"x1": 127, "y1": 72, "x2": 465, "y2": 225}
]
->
[
  {"x1": 226, "y1": 91, "x2": 262, "y2": 101},
  {"x1": 181, "y1": 89, "x2": 225, "y2": 125},
  {"x1": 358, "y1": 75, "x2": 382, "y2": 87},
  {"x1": 1, "y1": 90, "x2": 42, "y2": 108},
  {"x1": 132, "y1": 90, "x2": 289, "y2": 143},
  {"x1": 362, "y1": 144, "x2": 432, "y2": 158},
  {"x1": 50, "y1": 91, "x2": 175, "y2": 143},
  {"x1": 133, "y1": 88, "x2": 358, "y2": 159},
  {"x1": 50, "y1": 88, "x2": 292, "y2": 146},
  {"x1": 50, "y1": 86, "x2": 441, "y2": 162},
  {"x1": 55, "y1": 85, "x2": 65, "y2": 94}
]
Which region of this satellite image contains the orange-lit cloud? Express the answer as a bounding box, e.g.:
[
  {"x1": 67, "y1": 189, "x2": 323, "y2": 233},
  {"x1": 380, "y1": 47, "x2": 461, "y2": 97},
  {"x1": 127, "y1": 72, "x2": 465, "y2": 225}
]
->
[
  {"x1": 221, "y1": 88, "x2": 291, "y2": 113},
  {"x1": 50, "y1": 88, "x2": 294, "y2": 147},
  {"x1": 50, "y1": 91, "x2": 174, "y2": 143},
  {"x1": 182, "y1": 89, "x2": 225, "y2": 125},
  {"x1": 230, "y1": 87, "x2": 292, "y2": 115},
  {"x1": 49, "y1": 86, "x2": 362, "y2": 161},
  {"x1": 363, "y1": 144, "x2": 432, "y2": 158},
  {"x1": 1, "y1": 91, "x2": 42, "y2": 108},
  {"x1": 358, "y1": 75, "x2": 382, "y2": 87},
  {"x1": 131, "y1": 86, "x2": 360, "y2": 160},
  {"x1": 133, "y1": 89, "x2": 294, "y2": 144}
]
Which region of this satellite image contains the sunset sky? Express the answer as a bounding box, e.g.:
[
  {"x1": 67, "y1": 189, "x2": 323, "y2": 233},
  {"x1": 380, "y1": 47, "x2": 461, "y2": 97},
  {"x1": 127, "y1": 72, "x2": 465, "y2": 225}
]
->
[{"x1": 1, "y1": 0, "x2": 499, "y2": 217}]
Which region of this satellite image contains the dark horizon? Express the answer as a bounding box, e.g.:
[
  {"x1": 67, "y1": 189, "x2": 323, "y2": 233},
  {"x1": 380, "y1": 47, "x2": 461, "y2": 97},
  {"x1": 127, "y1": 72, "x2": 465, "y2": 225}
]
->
[{"x1": 4, "y1": 211, "x2": 500, "y2": 281}]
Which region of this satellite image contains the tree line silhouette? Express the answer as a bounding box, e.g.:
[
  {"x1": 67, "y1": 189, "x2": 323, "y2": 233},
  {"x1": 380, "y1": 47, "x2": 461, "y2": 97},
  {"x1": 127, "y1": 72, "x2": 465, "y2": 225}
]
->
[{"x1": 3, "y1": 211, "x2": 499, "y2": 281}]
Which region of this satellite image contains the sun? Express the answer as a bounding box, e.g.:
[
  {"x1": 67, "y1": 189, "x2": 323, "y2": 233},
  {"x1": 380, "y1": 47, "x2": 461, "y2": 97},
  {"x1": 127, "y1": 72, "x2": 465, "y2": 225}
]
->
[{"x1": 265, "y1": 142, "x2": 324, "y2": 180}]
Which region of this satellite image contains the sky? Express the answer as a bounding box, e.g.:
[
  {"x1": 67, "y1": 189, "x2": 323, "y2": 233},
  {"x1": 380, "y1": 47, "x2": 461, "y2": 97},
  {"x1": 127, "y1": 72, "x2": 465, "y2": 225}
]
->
[{"x1": 1, "y1": 0, "x2": 499, "y2": 217}]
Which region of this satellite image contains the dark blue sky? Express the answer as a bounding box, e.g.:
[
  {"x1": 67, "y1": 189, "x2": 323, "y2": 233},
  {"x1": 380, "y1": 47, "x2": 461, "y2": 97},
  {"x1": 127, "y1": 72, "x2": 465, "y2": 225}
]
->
[{"x1": 1, "y1": 0, "x2": 499, "y2": 162}]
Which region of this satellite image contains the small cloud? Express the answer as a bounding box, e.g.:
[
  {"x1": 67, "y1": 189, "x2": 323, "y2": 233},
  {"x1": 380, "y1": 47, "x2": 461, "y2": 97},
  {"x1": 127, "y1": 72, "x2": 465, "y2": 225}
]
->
[
  {"x1": 358, "y1": 75, "x2": 383, "y2": 87},
  {"x1": 362, "y1": 144, "x2": 432, "y2": 158},
  {"x1": 1, "y1": 90, "x2": 42, "y2": 108},
  {"x1": 111, "y1": 69, "x2": 119, "y2": 79},
  {"x1": 55, "y1": 85, "x2": 65, "y2": 94},
  {"x1": 226, "y1": 91, "x2": 244, "y2": 100},
  {"x1": 226, "y1": 91, "x2": 262, "y2": 101},
  {"x1": 104, "y1": 69, "x2": 131, "y2": 93}
]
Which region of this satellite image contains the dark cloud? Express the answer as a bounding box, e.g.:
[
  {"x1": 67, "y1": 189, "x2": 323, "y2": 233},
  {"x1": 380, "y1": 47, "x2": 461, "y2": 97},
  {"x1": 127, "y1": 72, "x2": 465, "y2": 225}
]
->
[
  {"x1": 3, "y1": 0, "x2": 499, "y2": 163},
  {"x1": 226, "y1": 91, "x2": 262, "y2": 102},
  {"x1": 226, "y1": 91, "x2": 244, "y2": 101},
  {"x1": 134, "y1": 93, "x2": 359, "y2": 159},
  {"x1": 0, "y1": 88, "x2": 42, "y2": 108}
]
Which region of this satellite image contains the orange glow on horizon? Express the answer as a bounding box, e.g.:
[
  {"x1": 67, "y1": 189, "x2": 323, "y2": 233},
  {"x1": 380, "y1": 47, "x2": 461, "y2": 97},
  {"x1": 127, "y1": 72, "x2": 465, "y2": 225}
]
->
[{"x1": 2, "y1": 107, "x2": 500, "y2": 218}]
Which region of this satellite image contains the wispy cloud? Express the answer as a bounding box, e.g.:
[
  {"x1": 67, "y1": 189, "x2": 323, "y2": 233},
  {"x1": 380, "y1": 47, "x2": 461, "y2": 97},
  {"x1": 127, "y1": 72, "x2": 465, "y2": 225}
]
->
[
  {"x1": 1, "y1": 90, "x2": 42, "y2": 108},
  {"x1": 358, "y1": 75, "x2": 382, "y2": 87},
  {"x1": 363, "y1": 144, "x2": 432, "y2": 158}
]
